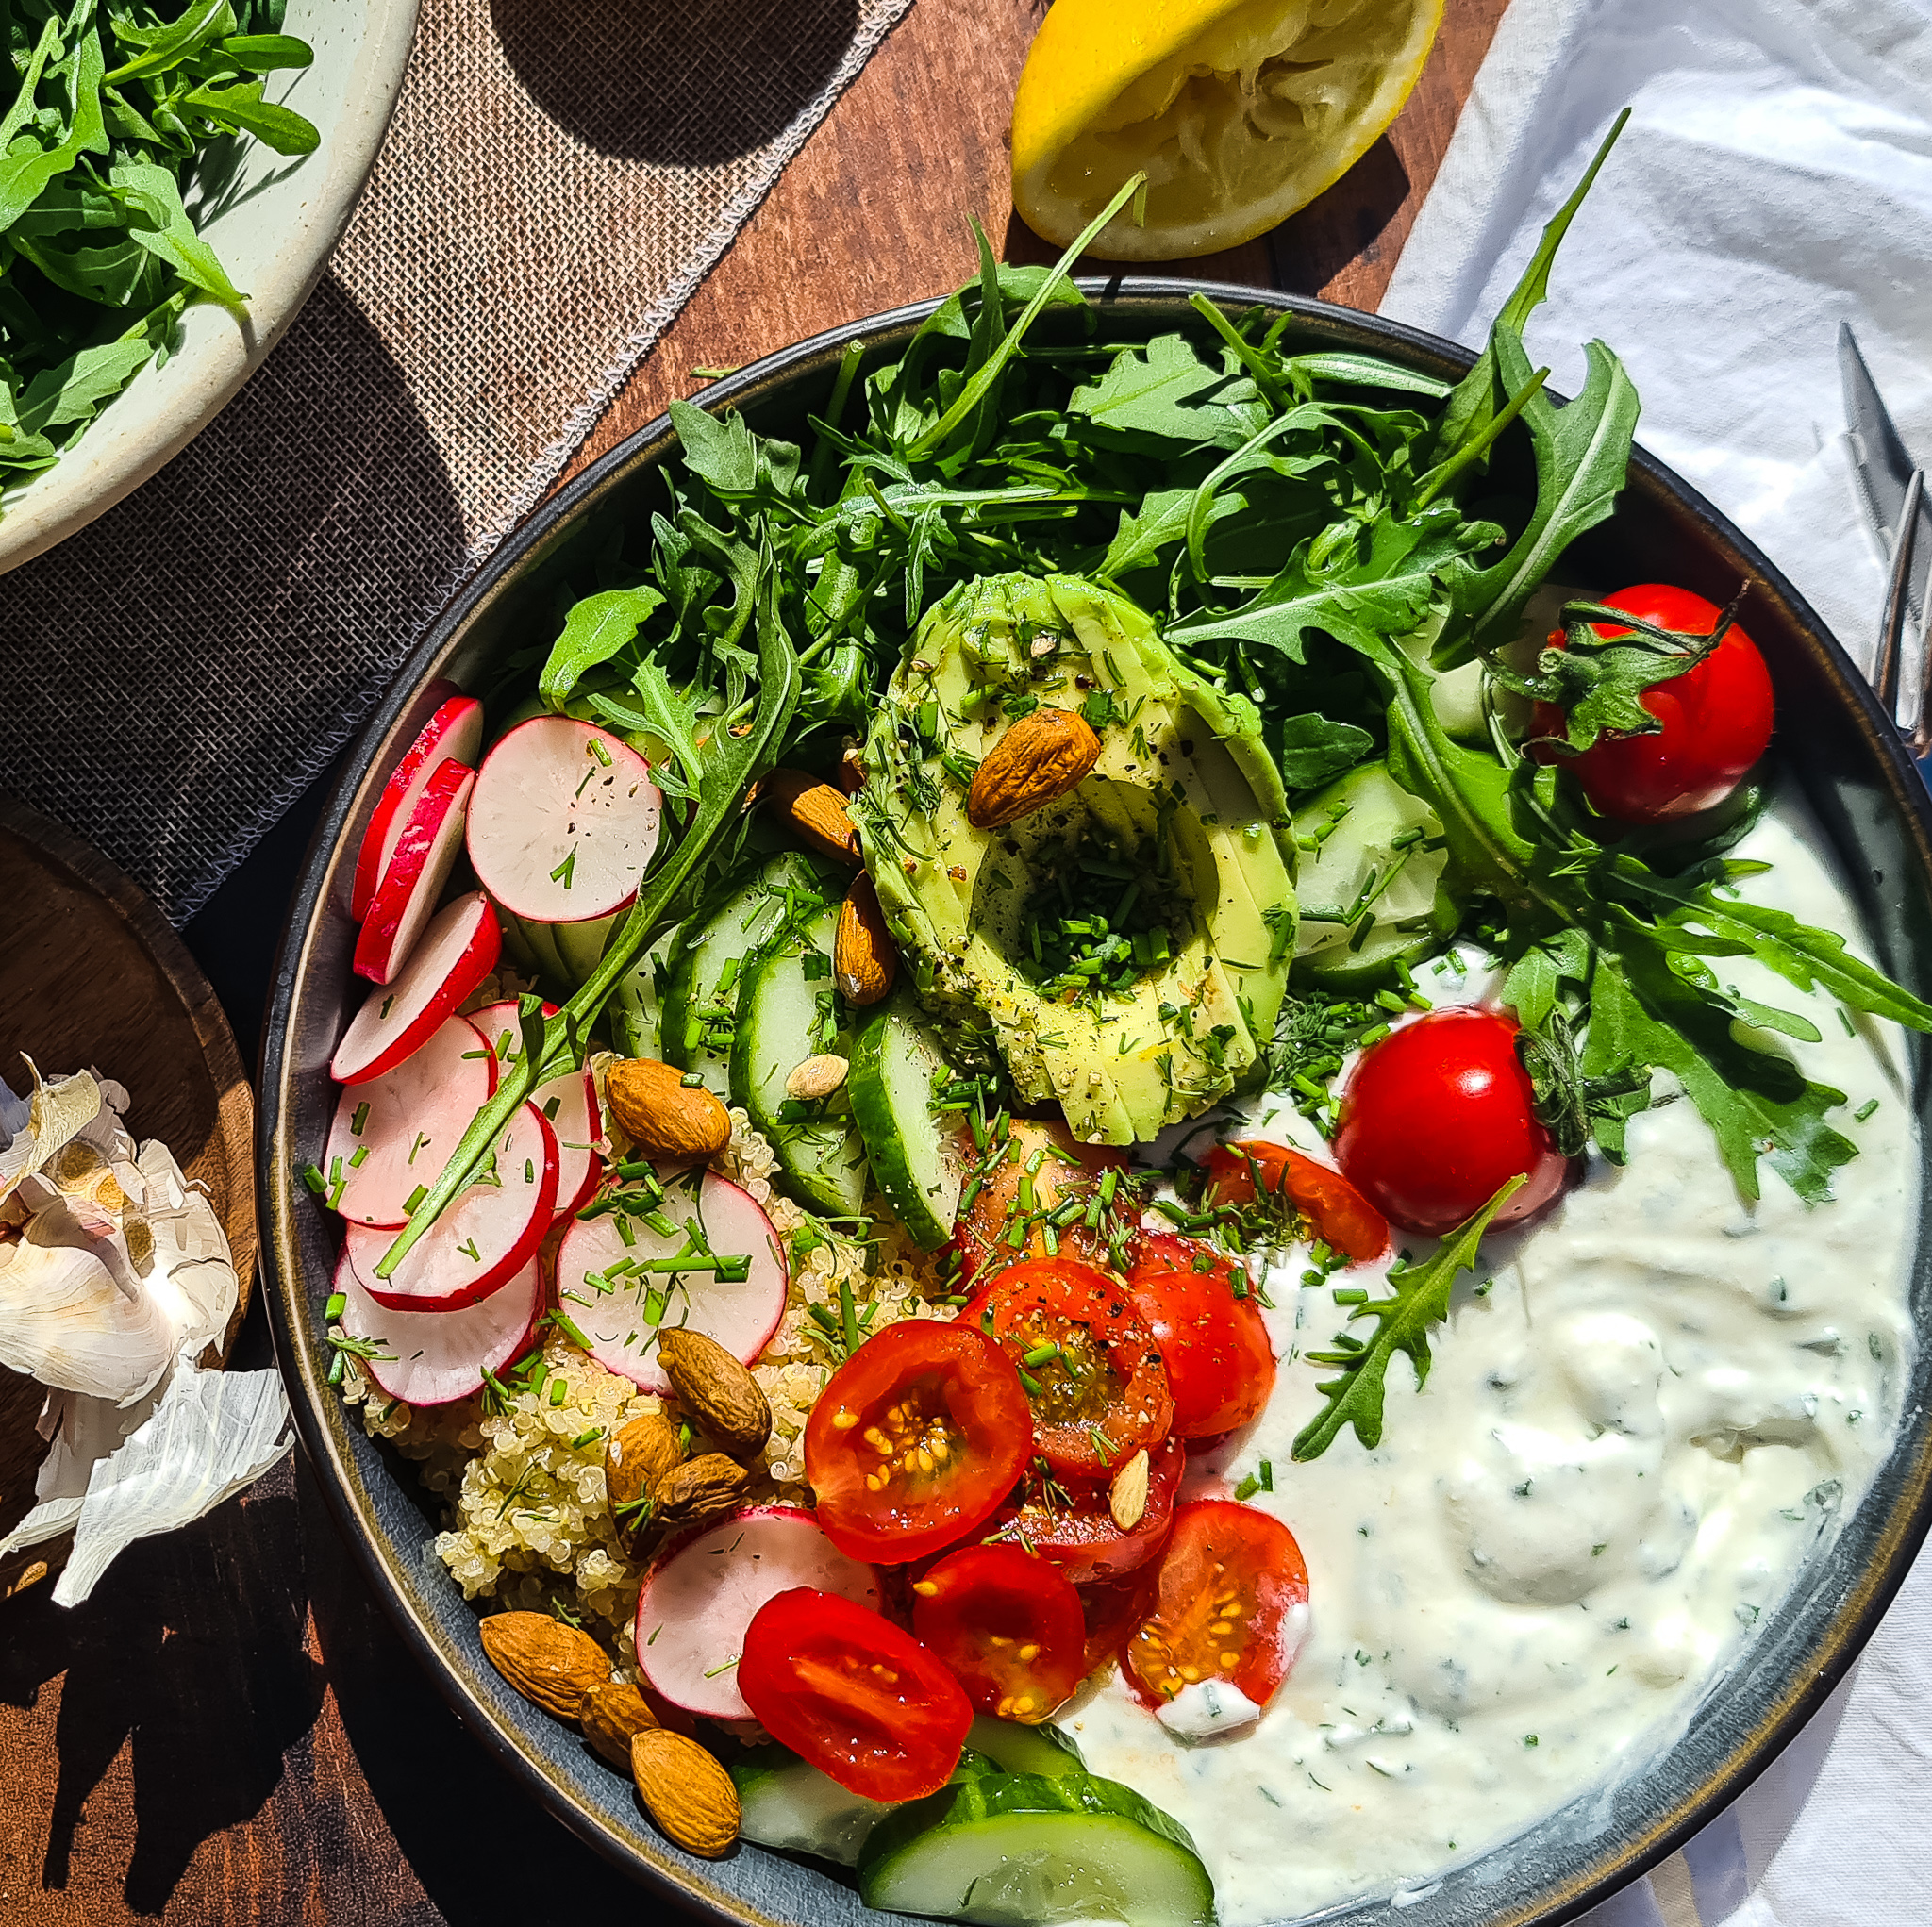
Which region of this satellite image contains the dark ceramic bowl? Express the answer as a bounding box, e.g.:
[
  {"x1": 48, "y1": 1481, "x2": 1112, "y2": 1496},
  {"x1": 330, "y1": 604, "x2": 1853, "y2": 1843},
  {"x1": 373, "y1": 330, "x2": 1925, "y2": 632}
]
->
[{"x1": 260, "y1": 284, "x2": 1932, "y2": 1927}]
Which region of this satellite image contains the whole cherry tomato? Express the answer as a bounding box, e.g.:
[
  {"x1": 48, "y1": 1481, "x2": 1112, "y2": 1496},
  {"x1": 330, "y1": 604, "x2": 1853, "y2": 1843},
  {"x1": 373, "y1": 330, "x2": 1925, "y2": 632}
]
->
[
  {"x1": 954, "y1": 1119, "x2": 1131, "y2": 1289},
  {"x1": 911, "y1": 1543, "x2": 1088, "y2": 1722},
  {"x1": 995, "y1": 1435, "x2": 1185, "y2": 1585},
  {"x1": 1122, "y1": 1500, "x2": 1309, "y2": 1719},
  {"x1": 959, "y1": 1258, "x2": 1173, "y2": 1480},
  {"x1": 1333, "y1": 1008, "x2": 1568, "y2": 1238},
  {"x1": 1201, "y1": 1141, "x2": 1388, "y2": 1264},
  {"x1": 1125, "y1": 1234, "x2": 1275, "y2": 1437},
  {"x1": 1533, "y1": 584, "x2": 1774, "y2": 823},
  {"x1": 804, "y1": 1321, "x2": 1034, "y2": 1562},
  {"x1": 739, "y1": 1586, "x2": 972, "y2": 1801}
]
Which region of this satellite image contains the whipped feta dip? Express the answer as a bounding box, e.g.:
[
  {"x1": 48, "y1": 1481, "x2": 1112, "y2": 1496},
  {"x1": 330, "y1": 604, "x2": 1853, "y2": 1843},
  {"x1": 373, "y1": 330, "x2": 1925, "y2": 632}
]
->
[{"x1": 1059, "y1": 799, "x2": 1918, "y2": 1925}]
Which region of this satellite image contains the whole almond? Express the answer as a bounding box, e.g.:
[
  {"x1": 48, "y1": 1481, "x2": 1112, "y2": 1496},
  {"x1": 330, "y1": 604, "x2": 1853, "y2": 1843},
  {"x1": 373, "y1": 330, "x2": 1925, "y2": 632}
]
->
[
  {"x1": 480, "y1": 1611, "x2": 611, "y2": 1720},
  {"x1": 605, "y1": 1058, "x2": 731, "y2": 1160},
  {"x1": 631, "y1": 1727, "x2": 741, "y2": 1857},
  {"x1": 651, "y1": 1453, "x2": 749, "y2": 1532},
  {"x1": 582, "y1": 1679, "x2": 659, "y2": 1769},
  {"x1": 967, "y1": 707, "x2": 1101, "y2": 830},
  {"x1": 835, "y1": 873, "x2": 897, "y2": 1006},
  {"x1": 607, "y1": 1412, "x2": 684, "y2": 1531},
  {"x1": 658, "y1": 1328, "x2": 772, "y2": 1458},
  {"x1": 764, "y1": 768, "x2": 860, "y2": 864},
  {"x1": 1108, "y1": 1447, "x2": 1150, "y2": 1532},
  {"x1": 785, "y1": 1052, "x2": 849, "y2": 1101}
]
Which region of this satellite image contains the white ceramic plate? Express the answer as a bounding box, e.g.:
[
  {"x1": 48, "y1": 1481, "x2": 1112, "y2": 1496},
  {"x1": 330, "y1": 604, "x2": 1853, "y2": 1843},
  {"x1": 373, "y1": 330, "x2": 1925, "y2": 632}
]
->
[{"x1": 0, "y1": 0, "x2": 422, "y2": 575}]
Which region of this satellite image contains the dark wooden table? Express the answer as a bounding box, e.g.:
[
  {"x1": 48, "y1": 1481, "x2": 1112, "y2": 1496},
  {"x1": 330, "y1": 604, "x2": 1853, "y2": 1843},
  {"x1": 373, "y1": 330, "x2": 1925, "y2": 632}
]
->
[{"x1": 0, "y1": 2, "x2": 1507, "y2": 1919}]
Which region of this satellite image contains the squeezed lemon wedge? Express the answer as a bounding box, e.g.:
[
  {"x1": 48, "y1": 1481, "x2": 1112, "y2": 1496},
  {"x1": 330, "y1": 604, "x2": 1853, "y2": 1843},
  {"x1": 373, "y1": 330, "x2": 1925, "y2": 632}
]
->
[{"x1": 1011, "y1": 0, "x2": 1445, "y2": 261}]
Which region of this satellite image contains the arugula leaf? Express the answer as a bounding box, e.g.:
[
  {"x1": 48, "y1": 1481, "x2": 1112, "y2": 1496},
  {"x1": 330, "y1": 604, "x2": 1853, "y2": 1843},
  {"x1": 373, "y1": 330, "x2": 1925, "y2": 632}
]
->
[
  {"x1": 0, "y1": 25, "x2": 107, "y2": 231},
  {"x1": 1293, "y1": 1178, "x2": 1524, "y2": 1460},
  {"x1": 1444, "y1": 334, "x2": 1641, "y2": 663},
  {"x1": 1434, "y1": 109, "x2": 1631, "y2": 465},
  {"x1": 112, "y1": 161, "x2": 244, "y2": 306},
  {"x1": 1586, "y1": 940, "x2": 1856, "y2": 1204},
  {"x1": 1276, "y1": 712, "x2": 1375, "y2": 789},
  {"x1": 1066, "y1": 332, "x2": 1249, "y2": 451},
  {"x1": 538, "y1": 586, "x2": 666, "y2": 709}
]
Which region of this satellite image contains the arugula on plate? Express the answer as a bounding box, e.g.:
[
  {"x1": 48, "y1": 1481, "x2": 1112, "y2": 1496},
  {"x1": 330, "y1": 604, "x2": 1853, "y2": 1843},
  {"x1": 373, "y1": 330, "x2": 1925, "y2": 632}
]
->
[{"x1": 0, "y1": 2, "x2": 318, "y2": 496}]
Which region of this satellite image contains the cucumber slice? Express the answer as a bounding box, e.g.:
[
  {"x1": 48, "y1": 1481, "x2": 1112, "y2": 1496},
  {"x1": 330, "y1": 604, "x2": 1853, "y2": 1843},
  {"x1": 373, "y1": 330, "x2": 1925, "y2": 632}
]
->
[
  {"x1": 858, "y1": 1770, "x2": 1213, "y2": 1927},
  {"x1": 509, "y1": 912, "x2": 571, "y2": 998},
  {"x1": 611, "y1": 935, "x2": 674, "y2": 1059},
  {"x1": 959, "y1": 1716, "x2": 1085, "y2": 1781},
  {"x1": 849, "y1": 999, "x2": 969, "y2": 1251},
  {"x1": 664, "y1": 853, "x2": 835, "y2": 1099},
  {"x1": 1291, "y1": 760, "x2": 1457, "y2": 991},
  {"x1": 554, "y1": 912, "x2": 618, "y2": 988},
  {"x1": 731, "y1": 1745, "x2": 895, "y2": 1867},
  {"x1": 732, "y1": 902, "x2": 871, "y2": 1216}
]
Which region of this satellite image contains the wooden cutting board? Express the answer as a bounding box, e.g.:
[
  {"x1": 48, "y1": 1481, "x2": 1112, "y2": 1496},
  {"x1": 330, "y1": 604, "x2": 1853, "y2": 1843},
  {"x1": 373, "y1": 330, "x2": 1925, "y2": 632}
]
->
[{"x1": 0, "y1": 791, "x2": 256, "y2": 1597}]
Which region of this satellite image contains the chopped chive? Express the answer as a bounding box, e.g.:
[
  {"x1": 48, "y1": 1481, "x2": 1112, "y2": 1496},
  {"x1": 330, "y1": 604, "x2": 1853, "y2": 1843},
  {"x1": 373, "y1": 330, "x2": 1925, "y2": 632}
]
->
[
  {"x1": 1856, "y1": 1097, "x2": 1880, "y2": 1122},
  {"x1": 350, "y1": 1102, "x2": 370, "y2": 1136},
  {"x1": 301, "y1": 1162, "x2": 326, "y2": 1195},
  {"x1": 571, "y1": 1427, "x2": 605, "y2": 1448},
  {"x1": 325, "y1": 1290, "x2": 347, "y2": 1322},
  {"x1": 549, "y1": 1378, "x2": 568, "y2": 1407},
  {"x1": 550, "y1": 849, "x2": 577, "y2": 889},
  {"x1": 404, "y1": 1184, "x2": 429, "y2": 1213}
]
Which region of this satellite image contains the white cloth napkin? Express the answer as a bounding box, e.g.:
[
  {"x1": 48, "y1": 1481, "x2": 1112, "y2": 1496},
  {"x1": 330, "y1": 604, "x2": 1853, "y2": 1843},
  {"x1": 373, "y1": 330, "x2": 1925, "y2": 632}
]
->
[{"x1": 1379, "y1": 2, "x2": 1932, "y2": 1920}]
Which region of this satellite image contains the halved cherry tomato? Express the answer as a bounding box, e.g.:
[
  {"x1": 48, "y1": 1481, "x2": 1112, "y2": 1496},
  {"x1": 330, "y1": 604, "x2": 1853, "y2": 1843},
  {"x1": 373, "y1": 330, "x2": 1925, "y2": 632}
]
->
[
  {"x1": 1078, "y1": 1569, "x2": 1158, "y2": 1676},
  {"x1": 959, "y1": 1257, "x2": 1172, "y2": 1480},
  {"x1": 955, "y1": 1118, "x2": 1131, "y2": 1288},
  {"x1": 995, "y1": 1435, "x2": 1184, "y2": 1585},
  {"x1": 1334, "y1": 1007, "x2": 1568, "y2": 1238},
  {"x1": 911, "y1": 1543, "x2": 1088, "y2": 1723},
  {"x1": 1122, "y1": 1500, "x2": 1309, "y2": 1717},
  {"x1": 1532, "y1": 584, "x2": 1774, "y2": 823},
  {"x1": 805, "y1": 1320, "x2": 1034, "y2": 1562},
  {"x1": 1125, "y1": 1234, "x2": 1276, "y2": 1438},
  {"x1": 739, "y1": 1586, "x2": 973, "y2": 1801},
  {"x1": 1202, "y1": 1140, "x2": 1389, "y2": 1263}
]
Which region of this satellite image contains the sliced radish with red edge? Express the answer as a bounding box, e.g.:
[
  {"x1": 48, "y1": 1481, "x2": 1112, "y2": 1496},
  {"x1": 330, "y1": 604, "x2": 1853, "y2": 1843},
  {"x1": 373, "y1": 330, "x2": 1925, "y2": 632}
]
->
[
  {"x1": 351, "y1": 690, "x2": 483, "y2": 921},
  {"x1": 348, "y1": 1100, "x2": 557, "y2": 1311},
  {"x1": 334, "y1": 1247, "x2": 541, "y2": 1406},
  {"x1": 354, "y1": 760, "x2": 475, "y2": 985},
  {"x1": 331, "y1": 891, "x2": 501, "y2": 1085},
  {"x1": 467, "y1": 718, "x2": 660, "y2": 922},
  {"x1": 467, "y1": 1000, "x2": 602, "y2": 1217},
  {"x1": 636, "y1": 1506, "x2": 882, "y2": 1722},
  {"x1": 324, "y1": 1014, "x2": 496, "y2": 1227},
  {"x1": 554, "y1": 1169, "x2": 784, "y2": 1393}
]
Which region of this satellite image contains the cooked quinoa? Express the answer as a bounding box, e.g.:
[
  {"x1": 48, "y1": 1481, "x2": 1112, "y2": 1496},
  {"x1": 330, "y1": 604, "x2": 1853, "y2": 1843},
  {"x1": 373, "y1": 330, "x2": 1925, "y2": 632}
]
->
[{"x1": 334, "y1": 1103, "x2": 949, "y2": 1668}]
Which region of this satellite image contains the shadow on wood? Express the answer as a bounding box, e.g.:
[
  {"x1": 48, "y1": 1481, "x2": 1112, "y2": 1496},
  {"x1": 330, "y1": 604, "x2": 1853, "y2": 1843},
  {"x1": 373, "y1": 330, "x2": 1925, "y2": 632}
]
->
[{"x1": 0, "y1": 1474, "x2": 324, "y2": 1917}]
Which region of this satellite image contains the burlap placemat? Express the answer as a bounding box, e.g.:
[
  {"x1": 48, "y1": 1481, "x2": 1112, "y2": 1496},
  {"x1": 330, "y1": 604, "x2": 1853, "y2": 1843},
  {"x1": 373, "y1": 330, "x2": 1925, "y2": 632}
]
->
[{"x1": 0, "y1": 0, "x2": 915, "y2": 923}]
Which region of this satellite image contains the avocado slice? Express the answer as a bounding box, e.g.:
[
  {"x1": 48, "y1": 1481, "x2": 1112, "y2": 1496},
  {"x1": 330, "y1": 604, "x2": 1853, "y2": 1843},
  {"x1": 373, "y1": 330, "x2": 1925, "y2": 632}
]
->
[{"x1": 856, "y1": 573, "x2": 1296, "y2": 1146}]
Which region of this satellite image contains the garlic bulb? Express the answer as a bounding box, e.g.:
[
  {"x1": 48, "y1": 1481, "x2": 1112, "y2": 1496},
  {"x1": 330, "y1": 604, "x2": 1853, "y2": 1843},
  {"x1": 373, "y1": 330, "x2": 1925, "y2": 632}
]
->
[{"x1": 0, "y1": 1235, "x2": 175, "y2": 1404}]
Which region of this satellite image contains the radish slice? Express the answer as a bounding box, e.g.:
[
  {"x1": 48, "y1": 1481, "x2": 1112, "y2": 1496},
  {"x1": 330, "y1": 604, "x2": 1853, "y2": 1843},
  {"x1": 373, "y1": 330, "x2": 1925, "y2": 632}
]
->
[
  {"x1": 351, "y1": 691, "x2": 485, "y2": 921},
  {"x1": 466, "y1": 718, "x2": 661, "y2": 922},
  {"x1": 332, "y1": 891, "x2": 502, "y2": 1085},
  {"x1": 636, "y1": 1507, "x2": 882, "y2": 1721},
  {"x1": 467, "y1": 1000, "x2": 602, "y2": 1217},
  {"x1": 324, "y1": 1014, "x2": 496, "y2": 1227},
  {"x1": 334, "y1": 1248, "x2": 541, "y2": 1406},
  {"x1": 354, "y1": 760, "x2": 476, "y2": 986},
  {"x1": 555, "y1": 1169, "x2": 785, "y2": 1393},
  {"x1": 348, "y1": 1101, "x2": 558, "y2": 1311}
]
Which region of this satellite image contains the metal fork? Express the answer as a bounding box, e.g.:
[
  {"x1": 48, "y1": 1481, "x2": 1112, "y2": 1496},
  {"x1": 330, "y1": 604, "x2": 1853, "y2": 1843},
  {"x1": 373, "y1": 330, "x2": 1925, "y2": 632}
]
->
[{"x1": 1840, "y1": 323, "x2": 1932, "y2": 754}]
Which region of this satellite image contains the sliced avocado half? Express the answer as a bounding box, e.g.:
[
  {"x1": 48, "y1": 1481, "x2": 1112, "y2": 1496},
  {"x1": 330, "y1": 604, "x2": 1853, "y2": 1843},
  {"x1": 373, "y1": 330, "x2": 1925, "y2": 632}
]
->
[{"x1": 857, "y1": 573, "x2": 1296, "y2": 1146}]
